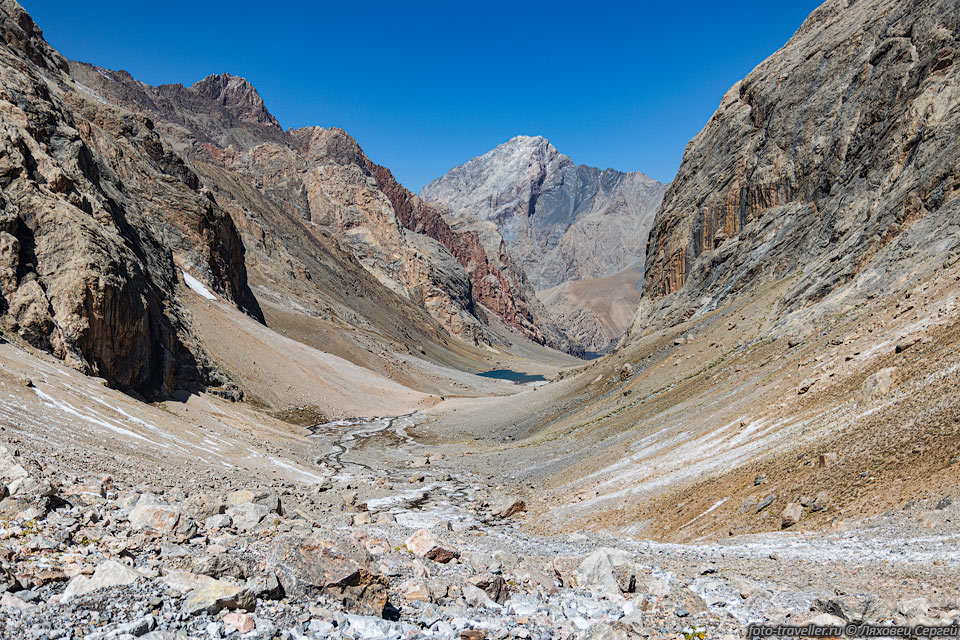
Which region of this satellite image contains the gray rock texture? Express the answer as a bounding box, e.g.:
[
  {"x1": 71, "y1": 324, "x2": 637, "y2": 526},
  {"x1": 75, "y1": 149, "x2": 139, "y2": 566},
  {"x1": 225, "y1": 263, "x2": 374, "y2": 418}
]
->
[{"x1": 639, "y1": 0, "x2": 960, "y2": 331}]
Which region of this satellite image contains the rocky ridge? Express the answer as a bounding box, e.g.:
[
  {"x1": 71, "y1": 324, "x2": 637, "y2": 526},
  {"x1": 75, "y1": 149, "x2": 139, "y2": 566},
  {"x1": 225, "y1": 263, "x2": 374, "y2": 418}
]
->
[{"x1": 69, "y1": 65, "x2": 575, "y2": 354}]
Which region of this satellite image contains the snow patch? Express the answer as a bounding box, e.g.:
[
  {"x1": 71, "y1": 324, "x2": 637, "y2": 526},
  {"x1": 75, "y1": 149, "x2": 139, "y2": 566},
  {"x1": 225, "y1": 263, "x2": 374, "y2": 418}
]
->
[{"x1": 181, "y1": 270, "x2": 216, "y2": 300}]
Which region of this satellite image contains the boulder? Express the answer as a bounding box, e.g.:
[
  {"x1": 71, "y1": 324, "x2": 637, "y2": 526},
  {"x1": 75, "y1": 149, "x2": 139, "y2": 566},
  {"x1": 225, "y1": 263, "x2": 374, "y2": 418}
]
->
[
  {"x1": 245, "y1": 572, "x2": 284, "y2": 600},
  {"x1": 462, "y1": 583, "x2": 501, "y2": 609},
  {"x1": 897, "y1": 597, "x2": 931, "y2": 619},
  {"x1": 781, "y1": 503, "x2": 803, "y2": 528},
  {"x1": 228, "y1": 490, "x2": 281, "y2": 514},
  {"x1": 812, "y1": 594, "x2": 885, "y2": 623},
  {"x1": 0, "y1": 592, "x2": 33, "y2": 611},
  {"x1": 467, "y1": 572, "x2": 508, "y2": 604},
  {"x1": 494, "y1": 498, "x2": 527, "y2": 519},
  {"x1": 400, "y1": 578, "x2": 431, "y2": 603},
  {"x1": 62, "y1": 560, "x2": 143, "y2": 602},
  {"x1": 404, "y1": 529, "x2": 460, "y2": 563},
  {"x1": 61, "y1": 475, "x2": 113, "y2": 501},
  {"x1": 266, "y1": 533, "x2": 387, "y2": 616},
  {"x1": 226, "y1": 502, "x2": 271, "y2": 532},
  {"x1": 157, "y1": 570, "x2": 216, "y2": 594},
  {"x1": 204, "y1": 514, "x2": 232, "y2": 530},
  {"x1": 192, "y1": 553, "x2": 254, "y2": 580},
  {"x1": 181, "y1": 579, "x2": 255, "y2": 616},
  {"x1": 183, "y1": 493, "x2": 227, "y2": 520},
  {"x1": 128, "y1": 495, "x2": 193, "y2": 536},
  {"x1": 571, "y1": 548, "x2": 635, "y2": 595}
]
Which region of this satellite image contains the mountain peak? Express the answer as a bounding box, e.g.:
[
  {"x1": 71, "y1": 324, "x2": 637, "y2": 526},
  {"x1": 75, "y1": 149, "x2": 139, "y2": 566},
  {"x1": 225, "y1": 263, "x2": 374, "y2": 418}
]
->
[{"x1": 189, "y1": 73, "x2": 280, "y2": 129}]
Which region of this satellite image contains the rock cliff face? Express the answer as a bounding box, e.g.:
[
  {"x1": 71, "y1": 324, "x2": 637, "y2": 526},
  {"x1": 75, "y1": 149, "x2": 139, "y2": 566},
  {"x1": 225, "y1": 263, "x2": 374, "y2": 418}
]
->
[
  {"x1": 641, "y1": 0, "x2": 960, "y2": 328},
  {"x1": 71, "y1": 66, "x2": 571, "y2": 351},
  {"x1": 422, "y1": 135, "x2": 666, "y2": 291},
  {"x1": 0, "y1": 0, "x2": 262, "y2": 397}
]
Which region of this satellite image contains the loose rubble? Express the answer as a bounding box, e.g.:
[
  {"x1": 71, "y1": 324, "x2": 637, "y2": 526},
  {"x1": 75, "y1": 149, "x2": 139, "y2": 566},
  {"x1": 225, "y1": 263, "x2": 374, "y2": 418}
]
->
[{"x1": 1, "y1": 434, "x2": 958, "y2": 640}]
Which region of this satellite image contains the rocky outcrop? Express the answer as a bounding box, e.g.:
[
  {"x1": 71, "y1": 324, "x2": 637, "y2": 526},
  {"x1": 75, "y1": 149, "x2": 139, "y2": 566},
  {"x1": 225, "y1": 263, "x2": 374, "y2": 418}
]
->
[
  {"x1": 421, "y1": 135, "x2": 666, "y2": 291},
  {"x1": 0, "y1": 0, "x2": 261, "y2": 397},
  {"x1": 70, "y1": 66, "x2": 569, "y2": 351},
  {"x1": 641, "y1": 0, "x2": 960, "y2": 327},
  {"x1": 367, "y1": 162, "x2": 573, "y2": 350}
]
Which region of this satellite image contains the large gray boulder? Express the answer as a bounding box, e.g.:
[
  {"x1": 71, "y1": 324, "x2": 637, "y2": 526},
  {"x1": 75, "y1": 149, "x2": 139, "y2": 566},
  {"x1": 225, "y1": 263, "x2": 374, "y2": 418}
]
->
[{"x1": 266, "y1": 533, "x2": 387, "y2": 616}]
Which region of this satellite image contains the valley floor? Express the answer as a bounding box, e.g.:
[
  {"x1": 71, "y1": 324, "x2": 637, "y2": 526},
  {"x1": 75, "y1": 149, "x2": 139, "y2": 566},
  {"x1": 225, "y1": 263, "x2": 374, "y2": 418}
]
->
[{"x1": 1, "y1": 263, "x2": 960, "y2": 638}]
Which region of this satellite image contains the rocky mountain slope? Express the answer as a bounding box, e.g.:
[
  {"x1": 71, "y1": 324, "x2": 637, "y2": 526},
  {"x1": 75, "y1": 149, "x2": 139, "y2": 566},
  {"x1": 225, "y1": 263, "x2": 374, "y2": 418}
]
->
[
  {"x1": 422, "y1": 135, "x2": 666, "y2": 351},
  {"x1": 537, "y1": 268, "x2": 643, "y2": 354},
  {"x1": 0, "y1": 0, "x2": 265, "y2": 399},
  {"x1": 641, "y1": 0, "x2": 960, "y2": 331},
  {"x1": 69, "y1": 65, "x2": 576, "y2": 355}
]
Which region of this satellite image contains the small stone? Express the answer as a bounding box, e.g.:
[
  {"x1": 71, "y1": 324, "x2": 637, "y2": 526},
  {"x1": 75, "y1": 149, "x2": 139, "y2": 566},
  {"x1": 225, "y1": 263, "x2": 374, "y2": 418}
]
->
[
  {"x1": 757, "y1": 493, "x2": 776, "y2": 513},
  {"x1": 222, "y1": 612, "x2": 256, "y2": 634},
  {"x1": 818, "y1": 452, "x2": 838, "y2": 467},
  {"x1": 860, "y1": 367, "x2": 897, "y2": 403},
  {"x1": 810, "y1": 491, "x2": 830, "y2": 512},
  {"x1": 404, "y1": 529, "x2": 459, "y2": 563}
]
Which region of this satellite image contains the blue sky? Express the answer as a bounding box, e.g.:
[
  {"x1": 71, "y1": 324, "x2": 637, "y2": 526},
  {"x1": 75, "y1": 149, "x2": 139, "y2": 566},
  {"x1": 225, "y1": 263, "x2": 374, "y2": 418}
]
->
[{"x1": 23, "y1": 1, "x2": 822, "y2": 191}]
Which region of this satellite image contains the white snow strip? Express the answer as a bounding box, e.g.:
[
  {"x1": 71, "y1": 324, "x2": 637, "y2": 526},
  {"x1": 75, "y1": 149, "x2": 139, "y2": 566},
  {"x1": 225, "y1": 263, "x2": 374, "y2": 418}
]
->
[
  {"x1": 182, "y1": 271, "x2": 217, "y2": 300},
  {"x1": 680, "y1": 498, "x2": 729, "y2": 530},
  {"x1": 33, "y1": 388, "x2": 152, "y2": 444}
]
